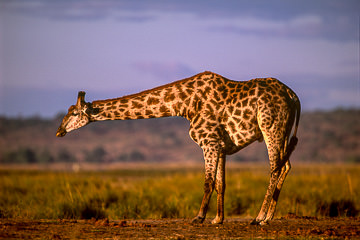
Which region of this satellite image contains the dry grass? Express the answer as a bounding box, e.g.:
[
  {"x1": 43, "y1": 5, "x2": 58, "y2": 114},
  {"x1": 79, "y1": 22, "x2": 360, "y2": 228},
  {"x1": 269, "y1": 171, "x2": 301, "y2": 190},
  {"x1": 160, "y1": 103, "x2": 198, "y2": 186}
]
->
[{"x1": 0, "y1": 163, "x2": 359, "y2": 220}]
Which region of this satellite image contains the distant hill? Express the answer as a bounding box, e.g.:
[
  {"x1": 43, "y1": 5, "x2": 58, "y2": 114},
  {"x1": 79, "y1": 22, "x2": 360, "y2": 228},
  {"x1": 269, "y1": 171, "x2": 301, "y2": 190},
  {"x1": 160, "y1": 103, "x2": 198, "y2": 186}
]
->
[{"x1": 0, "y1": 109, "x2": 359, "y2": 164}]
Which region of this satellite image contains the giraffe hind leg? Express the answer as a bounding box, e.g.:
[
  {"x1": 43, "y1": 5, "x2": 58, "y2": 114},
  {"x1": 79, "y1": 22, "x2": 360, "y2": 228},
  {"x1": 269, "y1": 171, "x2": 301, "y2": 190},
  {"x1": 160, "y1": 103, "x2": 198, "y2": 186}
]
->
[
  {"x1": 251, "y1": 129, "x2": 288, "y2": 224},
  {"x1": 252, "y1": 129, "x2": 297, "y2": 224},
  {"x1": 264, "y1": 160, "x2": 291, "y2": 222},
  {"x1": 251, "y1": 160, "x2": 283, "y2": 225},
  {"x1": 264, "y1": 135, "x2": 298, "y2": 222},
  {"x1": 211, "y1": 152, "x2": 226, "y2": 224}
]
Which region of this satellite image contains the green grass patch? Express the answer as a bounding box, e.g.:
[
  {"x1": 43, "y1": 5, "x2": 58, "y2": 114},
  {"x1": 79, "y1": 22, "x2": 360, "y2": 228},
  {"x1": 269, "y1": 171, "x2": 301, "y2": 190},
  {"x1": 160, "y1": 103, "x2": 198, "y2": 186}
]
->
[{"x1": 0, "y1": 164, "x2": 359, "y2": 220}]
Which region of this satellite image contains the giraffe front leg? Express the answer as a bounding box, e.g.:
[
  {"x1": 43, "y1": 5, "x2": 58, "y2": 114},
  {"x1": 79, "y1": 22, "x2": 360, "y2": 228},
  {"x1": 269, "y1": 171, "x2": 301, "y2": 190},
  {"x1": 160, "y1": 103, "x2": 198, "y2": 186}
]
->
[
  {"x1": 192, "y1": 143, "x2": 220, "y2": 224},
  {"x1": 191, "y1": 171, "x2": 215, "y2": 224},
  {"x1": 211, "y1": 152, "x2": 226, "y2": 224}
]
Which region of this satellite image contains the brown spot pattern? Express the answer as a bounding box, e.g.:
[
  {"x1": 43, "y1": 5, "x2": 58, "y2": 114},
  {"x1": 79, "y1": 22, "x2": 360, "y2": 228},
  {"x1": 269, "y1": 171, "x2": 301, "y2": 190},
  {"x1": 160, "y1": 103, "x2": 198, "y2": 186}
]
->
[{"x1": 66, "y1": 71, "x2": 300, "y2": 226}]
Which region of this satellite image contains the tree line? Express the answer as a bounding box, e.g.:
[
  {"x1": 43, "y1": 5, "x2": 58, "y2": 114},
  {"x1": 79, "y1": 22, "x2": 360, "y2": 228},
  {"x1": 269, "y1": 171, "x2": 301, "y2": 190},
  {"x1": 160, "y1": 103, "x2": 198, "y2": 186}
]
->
[
  {"x1": 1, "y1": 147, "x2": 147, "y2": 164},
  {"x1": 1, "y1": 108, "x2": 359, "y2": 164}
]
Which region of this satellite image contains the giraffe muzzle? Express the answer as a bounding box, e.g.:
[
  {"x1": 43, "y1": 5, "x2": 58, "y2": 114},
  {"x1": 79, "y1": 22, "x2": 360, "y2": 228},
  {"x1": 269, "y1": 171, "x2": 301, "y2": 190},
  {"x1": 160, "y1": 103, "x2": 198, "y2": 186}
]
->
[{"x1": 56, "y1": 128, "x2": 67, "y2": 137}]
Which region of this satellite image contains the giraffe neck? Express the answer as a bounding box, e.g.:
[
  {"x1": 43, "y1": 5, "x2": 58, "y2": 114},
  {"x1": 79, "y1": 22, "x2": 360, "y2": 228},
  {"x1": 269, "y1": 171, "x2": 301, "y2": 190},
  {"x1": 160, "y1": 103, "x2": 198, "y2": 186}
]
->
[{"x1": 88, "y1": 80, "x2": 193, "y2": 122}]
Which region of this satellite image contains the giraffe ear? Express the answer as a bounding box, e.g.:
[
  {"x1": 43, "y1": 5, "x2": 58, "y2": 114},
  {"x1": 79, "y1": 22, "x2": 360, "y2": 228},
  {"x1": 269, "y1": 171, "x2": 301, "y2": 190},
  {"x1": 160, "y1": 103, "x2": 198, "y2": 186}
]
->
[{"x1": 76, "y1": 91, "x2": 86, "y2": 107}]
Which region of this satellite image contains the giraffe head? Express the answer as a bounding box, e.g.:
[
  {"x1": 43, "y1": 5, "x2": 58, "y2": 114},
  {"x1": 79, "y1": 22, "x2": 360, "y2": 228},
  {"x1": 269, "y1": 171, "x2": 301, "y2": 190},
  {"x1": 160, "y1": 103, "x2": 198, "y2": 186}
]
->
[{"x1": 56, "y1": 91, "x2": 91, "y2": 137}]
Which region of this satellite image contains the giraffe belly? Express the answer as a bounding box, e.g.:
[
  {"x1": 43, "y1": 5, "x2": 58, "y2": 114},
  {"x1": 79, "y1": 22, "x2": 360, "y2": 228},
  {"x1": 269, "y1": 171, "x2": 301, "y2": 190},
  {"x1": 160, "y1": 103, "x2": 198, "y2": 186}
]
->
[
  {"x1": 223, "y1": 119, "x2": 262, "y2": 154},
  {"x1": 231, "y1": 129, "x2": 262, "y2": 147}
]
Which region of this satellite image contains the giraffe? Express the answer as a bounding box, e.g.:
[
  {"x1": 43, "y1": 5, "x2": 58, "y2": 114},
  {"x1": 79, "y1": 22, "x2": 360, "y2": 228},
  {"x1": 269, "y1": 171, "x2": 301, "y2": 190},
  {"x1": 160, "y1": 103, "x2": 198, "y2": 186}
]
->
[{"x1": 56, "y1": 71, "x2": 300, "y2": 225}]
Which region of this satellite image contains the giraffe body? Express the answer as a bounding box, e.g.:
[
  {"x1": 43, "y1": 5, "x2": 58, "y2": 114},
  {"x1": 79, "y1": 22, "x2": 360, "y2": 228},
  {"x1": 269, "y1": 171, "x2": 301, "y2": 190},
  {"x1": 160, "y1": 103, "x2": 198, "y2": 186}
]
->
[{"x1": 57, "y1": 71, "x2": 300, "y2": 225}]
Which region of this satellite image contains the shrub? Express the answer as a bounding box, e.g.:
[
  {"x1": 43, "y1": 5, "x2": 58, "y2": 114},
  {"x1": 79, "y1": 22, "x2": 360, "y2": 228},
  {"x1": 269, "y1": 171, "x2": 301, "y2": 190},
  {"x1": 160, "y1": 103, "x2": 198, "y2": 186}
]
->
[
  {"x1": 316, "y1": 200, "x2": 359, "y2": 217},
  {"x1": 1, "y1": 148, "x2": 37, "y2": 164}
]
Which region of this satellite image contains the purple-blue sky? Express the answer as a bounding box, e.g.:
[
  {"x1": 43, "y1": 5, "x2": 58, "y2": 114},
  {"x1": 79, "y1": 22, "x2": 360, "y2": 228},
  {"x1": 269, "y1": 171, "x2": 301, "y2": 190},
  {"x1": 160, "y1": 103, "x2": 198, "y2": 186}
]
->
[{"x1": 1, "y1": 0, "x2": 359, "y2": 117}]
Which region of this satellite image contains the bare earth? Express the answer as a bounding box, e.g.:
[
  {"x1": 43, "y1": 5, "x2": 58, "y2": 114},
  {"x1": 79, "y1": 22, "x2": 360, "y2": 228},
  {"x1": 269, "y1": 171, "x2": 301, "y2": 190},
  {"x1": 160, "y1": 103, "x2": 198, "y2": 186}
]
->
[{"x1": 1, "y1": 215, "x2": 360, "y2": 239}]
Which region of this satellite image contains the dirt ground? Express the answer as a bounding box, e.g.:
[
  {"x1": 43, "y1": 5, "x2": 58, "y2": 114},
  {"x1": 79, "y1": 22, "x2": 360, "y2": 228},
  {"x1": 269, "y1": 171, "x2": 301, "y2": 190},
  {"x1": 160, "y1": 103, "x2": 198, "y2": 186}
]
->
[{"x1": 1, "y1": 215, "x2": 360, "y2": 239}]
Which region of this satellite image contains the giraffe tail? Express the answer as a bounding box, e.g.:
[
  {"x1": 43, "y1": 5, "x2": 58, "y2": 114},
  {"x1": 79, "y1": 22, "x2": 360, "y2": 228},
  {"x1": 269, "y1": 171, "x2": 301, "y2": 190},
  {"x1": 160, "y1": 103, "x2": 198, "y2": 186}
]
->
[{"x1": 284, "y1": 94, "x2": 301, "y2": 161}]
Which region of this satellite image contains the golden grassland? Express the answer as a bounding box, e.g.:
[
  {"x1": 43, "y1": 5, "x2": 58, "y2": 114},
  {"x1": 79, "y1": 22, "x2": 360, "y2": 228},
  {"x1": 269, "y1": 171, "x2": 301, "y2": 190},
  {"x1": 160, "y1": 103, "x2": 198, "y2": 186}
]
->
[{"x1": 0, "y1": 163, "x2": 359, "y2": 220}]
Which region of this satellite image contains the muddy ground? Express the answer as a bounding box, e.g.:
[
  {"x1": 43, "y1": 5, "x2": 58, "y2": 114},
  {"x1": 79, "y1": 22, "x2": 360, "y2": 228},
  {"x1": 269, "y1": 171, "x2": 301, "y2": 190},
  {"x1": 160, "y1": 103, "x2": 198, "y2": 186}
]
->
[{"x1": 1, "y1": 215, "x2": 360, "y2": 239}]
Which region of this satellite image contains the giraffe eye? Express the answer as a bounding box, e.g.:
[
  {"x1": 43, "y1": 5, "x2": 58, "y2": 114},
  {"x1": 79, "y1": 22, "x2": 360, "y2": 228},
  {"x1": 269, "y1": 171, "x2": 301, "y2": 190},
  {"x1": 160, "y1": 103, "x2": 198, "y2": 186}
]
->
[{"x1": 72, "y1": 112, "x2": 78, "y2": 116}]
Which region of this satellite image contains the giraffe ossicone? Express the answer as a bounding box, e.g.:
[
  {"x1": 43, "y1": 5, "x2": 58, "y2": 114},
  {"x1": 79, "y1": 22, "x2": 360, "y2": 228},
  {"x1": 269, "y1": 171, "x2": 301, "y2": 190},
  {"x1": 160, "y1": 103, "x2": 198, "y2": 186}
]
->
[{"x1": 56, "y1": 71, "x2": 301, "y2": 225}]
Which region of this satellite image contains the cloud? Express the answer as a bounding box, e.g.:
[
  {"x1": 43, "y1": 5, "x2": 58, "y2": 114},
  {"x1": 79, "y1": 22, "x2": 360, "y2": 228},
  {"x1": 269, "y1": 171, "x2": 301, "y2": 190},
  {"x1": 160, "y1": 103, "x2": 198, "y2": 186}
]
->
[
  {"x1": 115, "y1": 14, "x2": 156, "y2": 23},
  {"x1": 329, "y1": 89, "x2": 360, "y2": 106},
  {"x1": 2, "y1": 0, "x2": 139, "y2": 21},
  {"x1": 132, "y1": 61, "x2": 196, "y2": 81},
  {"x1": 279, "y1": 72, "x2": 360, "y2": 111},
  {"x1": 0, "y1": 85, "x2": 133, "y2": 117},
  {"x1": 1, "y1": 0, "x2": 358, "y2": 116},
  {"x1": 207, "y1": 14, "x2": 356, "y2": 41},
  {"x1": 3, "y1": 0, "x2": 359, "y2": 41}
]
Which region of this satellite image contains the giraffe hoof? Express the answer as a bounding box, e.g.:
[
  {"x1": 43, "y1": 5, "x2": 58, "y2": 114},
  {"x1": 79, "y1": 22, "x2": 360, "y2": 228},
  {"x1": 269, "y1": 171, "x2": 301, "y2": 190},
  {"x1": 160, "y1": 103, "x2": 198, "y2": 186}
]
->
[
  {"x1": 250, "y1": 219, "x2": 259, "y2": 225},
  {"x1": 211, "y1": 217, "x2": 223, "y2": 224},
  {"x1": 259, "y1": 220, "x2": 269, "y2": 226},
  {"x1": 191, "y1": 216, "x2": 205, "y2": 224},
  {"x1": 250, "y1": 219, "x2": 269, "y2": 225}
]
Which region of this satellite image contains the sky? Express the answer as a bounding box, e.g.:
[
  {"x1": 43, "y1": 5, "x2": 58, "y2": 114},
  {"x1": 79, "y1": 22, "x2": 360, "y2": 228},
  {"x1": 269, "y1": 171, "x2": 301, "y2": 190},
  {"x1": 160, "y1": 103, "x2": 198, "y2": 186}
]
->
[{"x1": 0, "y1": 0, "x2": 359, "y2": 117}]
